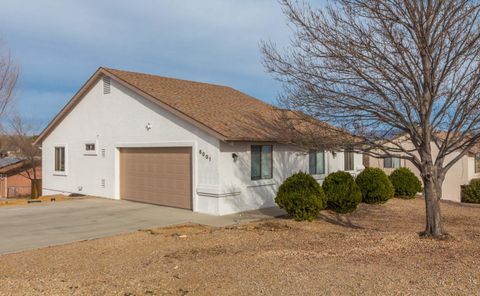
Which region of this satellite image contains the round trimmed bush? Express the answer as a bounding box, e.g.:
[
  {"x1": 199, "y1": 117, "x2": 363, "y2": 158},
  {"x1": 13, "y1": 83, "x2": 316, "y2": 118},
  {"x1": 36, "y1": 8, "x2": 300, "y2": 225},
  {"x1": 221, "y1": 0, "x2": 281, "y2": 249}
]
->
[
  {"x1": 322, "y1": 171, "x2": 362, "y2": 213},
  {"x1": 389, "y1": 167, "x2": 422, "y2": 198},
  {"x1": 355, "y1": 168, "x2": 394, "y2": 204},
  {"x1": 275, "y1": 172, "x2": 326, "y2": 221},
  {"x1": 462, "y1": 179, "x2": 480, "y2": 204}
]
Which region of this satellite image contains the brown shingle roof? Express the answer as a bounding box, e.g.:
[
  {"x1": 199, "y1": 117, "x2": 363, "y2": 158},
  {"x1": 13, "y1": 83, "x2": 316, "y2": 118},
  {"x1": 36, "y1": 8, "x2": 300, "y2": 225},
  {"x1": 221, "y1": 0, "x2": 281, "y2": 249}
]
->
[
  {"x1": 104, "y1": 68, "x2": 287, "y2": 141},
  {"x1": 434, "y1": 131, "x2": 480, "y2": 154},
  {"x1": 103, "y1": 68, "x2": 354, "y2": 144},
  {"x1": 35, "y1": 67, "x2": 355, "y2": 146}
]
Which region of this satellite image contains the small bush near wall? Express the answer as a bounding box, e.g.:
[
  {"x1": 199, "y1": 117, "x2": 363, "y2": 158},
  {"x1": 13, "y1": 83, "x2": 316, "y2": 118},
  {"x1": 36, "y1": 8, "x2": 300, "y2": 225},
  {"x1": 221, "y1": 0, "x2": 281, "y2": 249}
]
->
[
  {"x1": 461, "y1": 179, "x2": 480, "y2": 204},
  {"x1": 275, "y1": 172, "x2": 326, "y2": 221},
  {"x1": 389, "y1": 168, "x2": 422, "y2": 199},
  {"x1": 356, "y1": 168, "x2": 394, "y2": 204},
  {"x1": 322, "y1": 171, "x2": 362, "y2": 213}
]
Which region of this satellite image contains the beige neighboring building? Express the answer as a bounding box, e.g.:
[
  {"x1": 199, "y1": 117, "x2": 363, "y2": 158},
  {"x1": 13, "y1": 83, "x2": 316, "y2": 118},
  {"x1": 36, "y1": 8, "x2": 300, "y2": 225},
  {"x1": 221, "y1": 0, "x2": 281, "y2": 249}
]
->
[{"x1": 368, "y1": 135, "x2": 480, "y2": 202}]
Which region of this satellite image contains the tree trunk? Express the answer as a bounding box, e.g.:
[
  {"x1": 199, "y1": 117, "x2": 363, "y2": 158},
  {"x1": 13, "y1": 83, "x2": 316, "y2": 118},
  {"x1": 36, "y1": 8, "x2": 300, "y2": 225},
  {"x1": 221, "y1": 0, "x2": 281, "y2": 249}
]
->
[
  {"x1": 421, "y1": 176, "x2": 446, "y2": 238},
  {"x1": 31, "y1": 159, "x2": 39, "y2": 199},
  {"x1": 31, "y1": 179, "x2": 39, "y2": 199}
]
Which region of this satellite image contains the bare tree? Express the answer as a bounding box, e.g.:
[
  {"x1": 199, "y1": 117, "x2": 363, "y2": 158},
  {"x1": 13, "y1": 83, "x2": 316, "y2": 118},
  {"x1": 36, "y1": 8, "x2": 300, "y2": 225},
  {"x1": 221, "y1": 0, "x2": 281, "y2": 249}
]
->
[
  {"x1": 262, "y1": 0, "x2": 480, "y2": 238},
  {"x1": 0, "y1": 44, "x2": 17, "y2": 116},
  {"x1": 5, "y1": 114, "x2": 41, "y2": 198}
]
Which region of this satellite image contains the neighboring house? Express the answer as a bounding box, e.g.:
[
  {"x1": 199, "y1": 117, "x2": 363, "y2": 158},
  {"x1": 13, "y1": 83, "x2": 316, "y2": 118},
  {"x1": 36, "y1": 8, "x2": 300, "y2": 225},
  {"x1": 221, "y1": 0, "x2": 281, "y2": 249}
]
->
[
  {"x1": 0, "y1": 157, "x2": 42, "y2": 198},
  {"x1": 34, "y1": 67, "x2": 363, "y2": 215},
  {"x1": 368, "y1": 134, "x2": 480, "y2": 202}
]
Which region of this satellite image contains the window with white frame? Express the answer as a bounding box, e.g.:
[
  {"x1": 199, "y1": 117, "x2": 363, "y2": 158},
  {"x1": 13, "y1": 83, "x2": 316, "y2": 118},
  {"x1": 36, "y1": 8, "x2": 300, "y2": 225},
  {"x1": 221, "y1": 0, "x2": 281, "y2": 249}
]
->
[
  {"x1": 54, "y1": 146, "x2": 66, "y2": 172},
  {"x1": 475, "y1": 153, "x2": 480, "y2": 173},
  {"x1": 251, "y1": 145, "x2": 273, "y2": 180},
  {"x1": 84, "y1": 141, "x2": 97, "y2": 155},
  {"x1": 384, "y1": 157, "x2": 401, "y2": 168},
  {"x1": 309, "y1": 150, "x2": 325, "y2": 175}
]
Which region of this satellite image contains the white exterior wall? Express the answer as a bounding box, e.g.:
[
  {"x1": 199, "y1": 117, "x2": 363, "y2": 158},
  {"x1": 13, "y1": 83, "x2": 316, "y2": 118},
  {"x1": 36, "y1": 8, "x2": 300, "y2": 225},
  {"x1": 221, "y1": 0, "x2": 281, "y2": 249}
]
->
[
  {"x1": 211, "y1": 142, "x2": 364, "y2": 215},
  {"x1": 41, "y1": 78, "x2": 221, "y2": 213},
  {"x1": 41, "y1": 76, "x2": 364, "y2": 215}
]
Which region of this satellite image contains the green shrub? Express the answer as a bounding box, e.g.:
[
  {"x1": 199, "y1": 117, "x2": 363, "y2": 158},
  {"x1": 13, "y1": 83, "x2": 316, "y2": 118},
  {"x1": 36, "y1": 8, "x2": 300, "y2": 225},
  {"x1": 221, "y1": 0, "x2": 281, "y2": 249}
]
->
[
  {"x1": 355, "y1": 168, "x2": 394, "y2": 204},
  {"x1": 275, "y1": 172, "x2": 327, "y2": 221},
  {"x1": 462, "y1": 179, "x2": 480, "y2": 204},
  {"x1": 389, "y1": 167, "x2": 422, "y2": 198},
  {"x1": 322, "y1": 171, "x2": 362, "y2": 213}
]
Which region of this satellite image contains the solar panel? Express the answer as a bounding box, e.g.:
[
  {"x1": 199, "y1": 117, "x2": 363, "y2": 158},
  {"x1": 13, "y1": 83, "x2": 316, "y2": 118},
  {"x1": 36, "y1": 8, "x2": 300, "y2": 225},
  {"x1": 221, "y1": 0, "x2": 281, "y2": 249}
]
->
[{"x1": 0, "y1": 157, "x2": 26, "y2": 168}]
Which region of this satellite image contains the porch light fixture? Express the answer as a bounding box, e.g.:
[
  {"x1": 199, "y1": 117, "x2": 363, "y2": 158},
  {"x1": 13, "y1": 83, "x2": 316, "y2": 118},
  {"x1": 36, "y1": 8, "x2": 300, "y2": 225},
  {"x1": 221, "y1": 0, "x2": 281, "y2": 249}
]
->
[{"x1": 232, "y1": 153, "x2": 238, "y2": 162}]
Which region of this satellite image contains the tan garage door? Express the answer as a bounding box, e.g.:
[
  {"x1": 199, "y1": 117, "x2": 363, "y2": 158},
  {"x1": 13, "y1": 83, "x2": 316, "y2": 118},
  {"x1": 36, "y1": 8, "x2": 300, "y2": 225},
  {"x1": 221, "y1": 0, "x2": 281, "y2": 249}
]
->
[{"x1": 120, "y1": 147, "x2": 192, "y2": 209}]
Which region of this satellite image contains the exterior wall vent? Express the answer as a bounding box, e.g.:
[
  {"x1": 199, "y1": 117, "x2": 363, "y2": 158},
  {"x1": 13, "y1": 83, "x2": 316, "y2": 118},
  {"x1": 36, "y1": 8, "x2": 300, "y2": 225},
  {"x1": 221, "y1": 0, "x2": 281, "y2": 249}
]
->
[
  {"x1": 101, "y1": 148, "x2": 106, "y2": 158},
  {"x1": 103, "y1": 76, "x2": 111, "y2": 94},
  {"x1": 101, "y1": 179, "x2": 106, "y2": 188}
]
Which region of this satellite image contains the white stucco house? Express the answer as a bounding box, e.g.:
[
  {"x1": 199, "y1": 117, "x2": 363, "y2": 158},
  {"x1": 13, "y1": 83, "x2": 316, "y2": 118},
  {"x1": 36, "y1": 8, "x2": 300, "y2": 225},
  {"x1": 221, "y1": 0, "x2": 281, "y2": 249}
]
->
[{"x1": 34, "y1": 67, "x2": 364, "y2": 215}]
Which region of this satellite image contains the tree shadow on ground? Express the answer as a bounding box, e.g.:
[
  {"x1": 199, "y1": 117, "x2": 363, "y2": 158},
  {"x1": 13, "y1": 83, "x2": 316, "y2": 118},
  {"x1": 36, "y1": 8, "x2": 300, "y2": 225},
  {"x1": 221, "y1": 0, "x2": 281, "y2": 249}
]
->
[{"x1": 317, "y1": 211, "x2": 364, "y2": 229}]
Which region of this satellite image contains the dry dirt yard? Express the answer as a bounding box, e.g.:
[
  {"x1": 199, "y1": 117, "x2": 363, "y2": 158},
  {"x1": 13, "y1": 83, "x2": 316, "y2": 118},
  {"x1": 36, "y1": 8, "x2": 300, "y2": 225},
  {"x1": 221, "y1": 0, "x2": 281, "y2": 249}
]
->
[{"x1": 1, "y1": 198, "x2": 480, "y2": 296}]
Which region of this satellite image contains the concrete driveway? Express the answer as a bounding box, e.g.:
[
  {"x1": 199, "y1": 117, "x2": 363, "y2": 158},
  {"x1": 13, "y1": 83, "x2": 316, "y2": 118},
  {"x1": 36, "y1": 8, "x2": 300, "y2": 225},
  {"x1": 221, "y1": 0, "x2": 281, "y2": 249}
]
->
[{"x1": 0, "y1": 197, "x2": 284, "y2": 255}]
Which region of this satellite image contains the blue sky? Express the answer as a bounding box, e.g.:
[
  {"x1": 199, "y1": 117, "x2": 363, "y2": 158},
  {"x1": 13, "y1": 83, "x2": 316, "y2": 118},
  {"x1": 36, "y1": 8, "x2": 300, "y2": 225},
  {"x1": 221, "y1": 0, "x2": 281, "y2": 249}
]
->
[{"x1": 0, "y1": 0, "x2": 319, "y2": 131}]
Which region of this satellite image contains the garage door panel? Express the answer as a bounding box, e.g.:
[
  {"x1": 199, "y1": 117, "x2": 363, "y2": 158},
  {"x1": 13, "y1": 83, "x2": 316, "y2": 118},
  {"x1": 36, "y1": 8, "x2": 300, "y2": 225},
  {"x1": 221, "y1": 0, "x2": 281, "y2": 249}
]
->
[{"x1": 120, "y1": 147, "x2": 192, "y2": 209}]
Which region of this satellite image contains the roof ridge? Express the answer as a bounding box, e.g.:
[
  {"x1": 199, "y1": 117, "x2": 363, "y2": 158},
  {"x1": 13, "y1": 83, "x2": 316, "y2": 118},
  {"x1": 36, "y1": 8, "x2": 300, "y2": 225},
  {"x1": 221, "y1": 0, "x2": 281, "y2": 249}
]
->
[
  {"x1": 101, "y1": 67, "x2": 279, "y2": 110},
  {"x1": 101, "y1": 67, "x2": 233, "y2": 90}
]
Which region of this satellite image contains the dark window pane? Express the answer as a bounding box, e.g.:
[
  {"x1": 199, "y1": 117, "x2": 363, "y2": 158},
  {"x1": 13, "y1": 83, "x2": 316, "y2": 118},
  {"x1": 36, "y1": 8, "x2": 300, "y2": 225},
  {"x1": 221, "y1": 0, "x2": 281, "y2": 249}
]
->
[
  {"x1": 384, "y1": 157, "x2": 392, "y2": 168},
  {"x1": 251, "y1": 146, "x2": 261, "y2": 180},
  {"x1": 54, "y1": 147, "x2": 59, "y2": 171},
  {"x1": 476, "y1": 154, "x2": 480, "y2": 173},
  {"x1": 261, "y1": 145, "x2": 272, "y2": 179},
  {"x1": 309, "y1": 150, "x2": 316, "y2": 174},
  {"x1": 60, "y1": 148, "x2": 65, "y2": 171}
]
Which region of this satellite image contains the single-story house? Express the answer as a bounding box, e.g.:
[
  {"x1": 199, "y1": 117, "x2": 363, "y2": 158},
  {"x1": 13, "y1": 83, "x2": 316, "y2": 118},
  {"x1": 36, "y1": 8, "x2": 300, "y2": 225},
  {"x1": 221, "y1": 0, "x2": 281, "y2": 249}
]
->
[
  {"x1": 34, "y1": 67, "x2": 363, "y2": 215},
  {"x1": 367, "y1": 133, "x2": 480, "y2": 202},
  {"x1": 0, "y1": 157, "x2": 41, "y2": 198}
]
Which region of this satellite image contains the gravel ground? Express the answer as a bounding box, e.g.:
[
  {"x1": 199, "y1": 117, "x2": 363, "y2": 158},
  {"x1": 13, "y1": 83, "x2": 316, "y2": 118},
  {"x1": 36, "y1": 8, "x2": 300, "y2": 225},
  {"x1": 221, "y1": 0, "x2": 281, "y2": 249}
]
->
[{"x1": 1, "y1": 197, "x2": 480, "y2": 296}]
